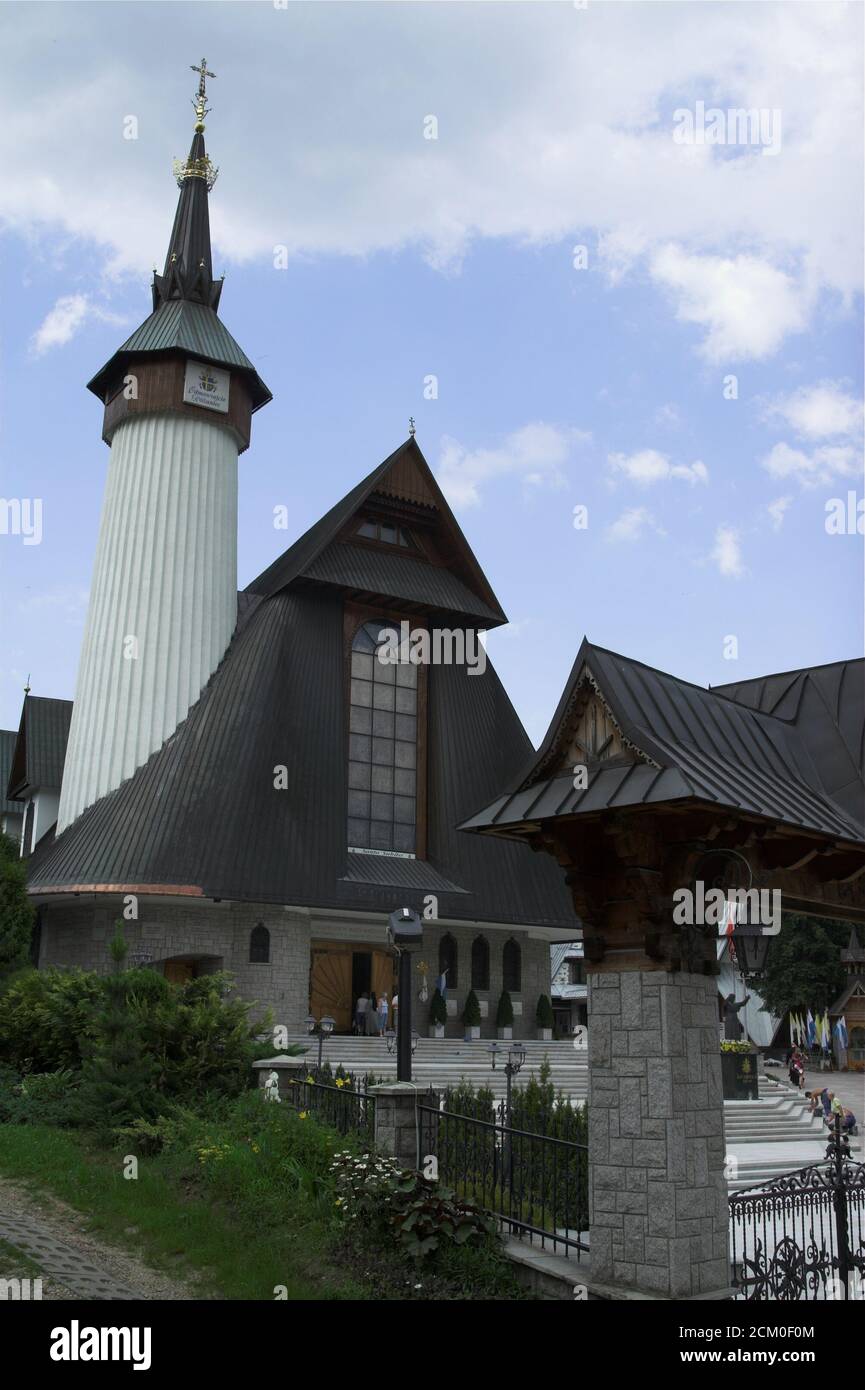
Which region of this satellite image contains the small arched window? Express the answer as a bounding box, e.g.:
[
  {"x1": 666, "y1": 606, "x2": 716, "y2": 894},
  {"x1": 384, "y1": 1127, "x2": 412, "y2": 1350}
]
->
[
  {"x1": 503, "y1": 938, "x2": 521, "y2": 992},
  {"x1": 471, "y1": 935, "x2": 490, "y2": 991},
  {"x1": 439, "y1": 932, "x2": 458, "y2": 990},
  {"x1": 250, "y1": 923, "x2": 270, "y2": 964}
]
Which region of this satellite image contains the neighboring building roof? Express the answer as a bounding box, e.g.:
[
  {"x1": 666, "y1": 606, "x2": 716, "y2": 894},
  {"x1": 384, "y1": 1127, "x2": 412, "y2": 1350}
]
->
[
  {"x1": 0, "y1": 730, "x2": 24, "y2": 815},
  {"x1": 7, "y1": 697, "x2": 73, "y2": 800},
  {"x1": 828, "y1": 976, "x2": 865, "y2": 1017},
  {"x1": 460, "y1": 639, "x2": 864, "y2": 845},
  {"x1": 842, "y1": 925, "x2": 865, "y2": 966},
  {"x1": 714, "y1": 660, "x2": 865, "y2": 833},
  {"x1": 26, "y1": 442, "x2": 575, "y2": 930}
]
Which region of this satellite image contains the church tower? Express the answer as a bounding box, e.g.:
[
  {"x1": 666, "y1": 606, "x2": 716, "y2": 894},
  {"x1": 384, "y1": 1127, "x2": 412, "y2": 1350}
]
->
[{"x1": 57, "y1": 63, "x2": 270, "y2": 833}]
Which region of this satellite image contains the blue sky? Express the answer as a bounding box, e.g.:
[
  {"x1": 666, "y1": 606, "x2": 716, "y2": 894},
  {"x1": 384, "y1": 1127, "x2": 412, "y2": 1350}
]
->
[{"x1": 1, "y1": 0, "x2": 862, "y2": 743}]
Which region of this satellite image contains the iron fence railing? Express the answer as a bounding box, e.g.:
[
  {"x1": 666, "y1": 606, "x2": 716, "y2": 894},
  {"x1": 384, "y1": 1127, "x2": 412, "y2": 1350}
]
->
[
  {"x1": 282, "y1": 1074, "x2": 376, "y2": 1140},
  {"x1": 729, "y1": 1123, "x2": 865, "y2": 1300},
  {"x1": 418, "y1": 1096, "x2": 589, "y2": 1259}
]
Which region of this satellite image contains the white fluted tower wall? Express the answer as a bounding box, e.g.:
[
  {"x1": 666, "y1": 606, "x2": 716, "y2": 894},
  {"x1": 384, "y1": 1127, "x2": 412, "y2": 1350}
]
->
[{"x1": 56, "y1": 411, "x2": 238, "y2": 832}]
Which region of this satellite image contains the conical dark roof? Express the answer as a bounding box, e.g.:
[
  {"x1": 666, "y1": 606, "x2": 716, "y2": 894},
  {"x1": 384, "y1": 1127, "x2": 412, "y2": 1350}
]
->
[
  {"x1": 87, "y1": 117, "x2": 270, "y2": 410},
  {"x1": 151, "y1": 130, "x2": 221, "y2": 312}
]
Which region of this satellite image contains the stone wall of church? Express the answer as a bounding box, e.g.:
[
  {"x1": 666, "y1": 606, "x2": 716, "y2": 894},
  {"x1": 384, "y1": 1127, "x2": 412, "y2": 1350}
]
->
[
  {"x1": 37, "y1": 901, "x2": 553, "y2": 1040},
  {"x1": 38, "y1": 899, "x2": 312, "y2": 1034},
  {"x1": 410, "y1": 924, "x2": 551, "y2": 1039}
]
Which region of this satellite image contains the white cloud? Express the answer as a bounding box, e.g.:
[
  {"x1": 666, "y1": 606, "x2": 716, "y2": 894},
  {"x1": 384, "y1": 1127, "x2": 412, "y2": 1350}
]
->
[
  {"x1": 767, "y1": 496, "x2": 792, "y2": 531},
  {"x1": 654, "y1": 403, "x2": 681, "y2": 429},
  {"x1": 605, "y1": 507, "x2": 661, "y2": 543},
  {"x1": 30, "y1": 294, "x2": 126, "y2": 355},
  {"x1": 650, "y1": 246, "x2": 808, "y2": 361},
  {"x1": 712, "y1": 525, "x2": 744, "y2": 578},
  {"x1": 760, "y1": 440, "x2": 860, "y2": 488},
  {"x1": 608, "y1": 449, "x2": 708, "y2": 487},
  {"x1": 0, "y1": 0, "x2": 859, "y2": 358},
  {"x1": 436, "y1": 423, "x2": 585, "y2": 509},
  {"x1": 764, "y1": 382, "x2": 863, "y2": 441}
]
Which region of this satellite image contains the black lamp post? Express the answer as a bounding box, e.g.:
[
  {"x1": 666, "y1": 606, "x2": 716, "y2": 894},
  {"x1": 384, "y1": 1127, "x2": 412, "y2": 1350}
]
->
[
  {"x1": 387, "y1": 907, "x2": 423, "y2": 1081},
  {"x1": 488, "y1": 1041, "x2": 527, "y2": 1122},
  {"x1": 306, "y1": 1013, "x2": 335, "y2": 1070}
]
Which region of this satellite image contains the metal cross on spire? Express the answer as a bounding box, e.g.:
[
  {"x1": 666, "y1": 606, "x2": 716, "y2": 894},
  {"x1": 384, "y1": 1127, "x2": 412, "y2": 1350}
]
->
[
  {"x1": 408, "y1": 416, "x2": 416, "y2": 437},
  {"x1": 190, "y1": 58, "x2": 216, "y2": 130}
]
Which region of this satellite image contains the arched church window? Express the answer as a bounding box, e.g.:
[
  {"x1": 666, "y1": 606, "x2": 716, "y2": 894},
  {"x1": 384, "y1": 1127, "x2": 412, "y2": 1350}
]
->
[
  {"x1": 439, "y1": 932, "x2": 458, "y2": 990},
  {"x1": 348, "y1": 621, "x2": 417, "y2": 853},
  {"x1": 503, "y1": 937, "x2": 521, "y2": 992},
  {"x1": 250, "y1": 923, "x2": 270, "y2": 963},
  {"x1": 471, "y1": 935, "x2": 490, "y2": 991}
]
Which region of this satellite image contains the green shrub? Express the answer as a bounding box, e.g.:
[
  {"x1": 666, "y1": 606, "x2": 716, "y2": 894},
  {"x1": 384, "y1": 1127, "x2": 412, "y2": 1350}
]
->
[
  {"x1": 0, "y1": 1065, "x2": 81, "y2": 1126},
  {"x1": 495, "y1": 991, "x2": 513, "y2": 1028},
  {"x1": 0, "y1": 969, "x2": 105, "y2": 1072},
  {"x1": 462, "y1": 990, "x2": 481, "y2": 1027},
  {"x1": 0, "y1": 833, "x2": 34, "y2": 979},
  {"x1": 429, "y1": 989, "x2": 448, "y2": 1026},
  {"x1": 535, "y1": 993, "x2": 554, "y2": 1028}
]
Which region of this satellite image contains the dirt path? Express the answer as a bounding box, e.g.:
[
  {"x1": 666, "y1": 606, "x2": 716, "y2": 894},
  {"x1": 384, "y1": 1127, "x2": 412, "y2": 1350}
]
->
[{"x1": 0, "y1": 1174, "x2": 201, "y2": 1301}]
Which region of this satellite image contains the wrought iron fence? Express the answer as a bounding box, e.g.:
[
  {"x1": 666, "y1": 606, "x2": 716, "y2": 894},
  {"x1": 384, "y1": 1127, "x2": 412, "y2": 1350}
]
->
[
  {"x1": 729, "y1": 1125, "x2": 865, "y2": 1300},
  {"x1": 282, "y1": 1074, "x2": 376, "y2": 1140},
  {"x1": 418, "y1": 1096, "x2": 589, "y2": 1259}
]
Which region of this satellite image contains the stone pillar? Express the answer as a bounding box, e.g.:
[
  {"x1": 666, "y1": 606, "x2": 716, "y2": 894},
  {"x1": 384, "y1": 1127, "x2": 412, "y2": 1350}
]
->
[
  {"x1": 371, "y1": 1084, "x2": 439, "y2": 1169},
  {"x1": 588, "y1": 968, "x2": 730, "y2": 1298}
]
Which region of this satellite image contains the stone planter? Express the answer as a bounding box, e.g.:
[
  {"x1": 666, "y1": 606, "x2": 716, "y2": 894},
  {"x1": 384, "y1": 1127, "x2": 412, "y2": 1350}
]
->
[
  {"x1": 537, "y1": 1027, "x2": 553, "y2": 1041},
  {"x1": 464, "y1": 1025, "x2": 481, "y2": 1041},
  {"x1": 721, "y1": 1048, "x2": 759, "y2": 1101},
  {"x1": 497, "y1": 1026, "x2": 513, "y2": 1040},
  {"x1": 428, "y1": 1024, "x2": 445, "y2": 1039}
]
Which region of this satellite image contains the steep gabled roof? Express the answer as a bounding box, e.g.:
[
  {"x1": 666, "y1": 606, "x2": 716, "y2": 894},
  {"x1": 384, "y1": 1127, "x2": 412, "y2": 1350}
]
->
[
  {"x1": 26, "y1": 587, "x2": 574, "y2": 928},
  {"x1": 7, "y1": 697, "x2": 73, "y2": 800},
  {"x1": 245, "y1": 437, "x2": 507, "y2": 626},
  {"x1": 0, "y1": 730, "x2": 24, "y2": 816},
  {"x1": 713, "y1": 660, "x2": 864, "y2": 831},
  {"x1": 460, "y1": 639, "x2": 864, "y2": 844}
]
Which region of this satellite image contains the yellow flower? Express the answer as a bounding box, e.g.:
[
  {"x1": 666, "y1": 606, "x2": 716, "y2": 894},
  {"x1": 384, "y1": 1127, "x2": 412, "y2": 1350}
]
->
[
  {"x1": 335, "y1": 1078, "x2": 345, "y2": 1089},
  {"x1": 298, "y1": 1111, "x2": 309, "y2": 1120},
  {"x1": 306, "y1": 1074, "x2": 316, "y2": 1084}
]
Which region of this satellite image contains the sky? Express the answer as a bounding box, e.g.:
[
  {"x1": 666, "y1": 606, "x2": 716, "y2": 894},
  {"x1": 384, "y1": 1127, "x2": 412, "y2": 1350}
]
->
[{"x1": 0, "y1": 0, "x2": 862, "y2": 745}]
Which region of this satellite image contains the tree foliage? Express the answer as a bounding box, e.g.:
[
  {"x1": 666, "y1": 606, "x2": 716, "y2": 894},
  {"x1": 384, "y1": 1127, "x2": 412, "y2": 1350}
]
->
[
  {"x1": 752, "y1": 913, "x2": 848, "y2": 1018},
  {"x1": 0, "y1": 833, "x2": 34, "y2": 979}
]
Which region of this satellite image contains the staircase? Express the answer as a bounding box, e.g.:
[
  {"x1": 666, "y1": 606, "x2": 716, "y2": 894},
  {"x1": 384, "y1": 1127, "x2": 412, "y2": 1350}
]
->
[{"x1": 278, "y1": 1035, "x2": 588, "y2": 1104}]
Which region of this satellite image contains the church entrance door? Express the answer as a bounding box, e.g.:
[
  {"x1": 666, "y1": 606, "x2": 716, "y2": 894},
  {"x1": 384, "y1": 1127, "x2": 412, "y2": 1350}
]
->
[{"x1": 310, "y1": 942, "x2": 396, "y2": 1033}]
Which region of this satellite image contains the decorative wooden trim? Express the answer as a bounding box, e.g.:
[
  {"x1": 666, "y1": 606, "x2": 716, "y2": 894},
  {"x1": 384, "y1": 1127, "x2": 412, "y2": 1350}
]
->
[{"x1": 100, "y1": 355, "x2": 254, "y2": 453}]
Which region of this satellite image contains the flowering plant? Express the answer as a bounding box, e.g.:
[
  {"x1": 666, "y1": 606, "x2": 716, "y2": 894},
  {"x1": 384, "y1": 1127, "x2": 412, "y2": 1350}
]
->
[{"x1": 329, "y1": 1150, "x2": 493, "y2": 1258}]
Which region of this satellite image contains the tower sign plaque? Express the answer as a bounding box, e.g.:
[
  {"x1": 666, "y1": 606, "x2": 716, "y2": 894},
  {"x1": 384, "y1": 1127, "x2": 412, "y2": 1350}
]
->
[{"x1": 183, "y1": 359, "x2": 230, "y2": 413}]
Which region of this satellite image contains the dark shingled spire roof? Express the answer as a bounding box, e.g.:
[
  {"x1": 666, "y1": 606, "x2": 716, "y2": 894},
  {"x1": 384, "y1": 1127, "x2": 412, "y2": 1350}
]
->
[
  {"x1": 87, "y1": 107, "x2": 270, "y2": 410},
  {"x1": 151, "y1": 129, "x2": 221, "y2": 312}
]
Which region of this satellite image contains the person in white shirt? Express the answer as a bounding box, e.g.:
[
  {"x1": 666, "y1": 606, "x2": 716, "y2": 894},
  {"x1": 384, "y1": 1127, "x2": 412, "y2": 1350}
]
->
[{"x1": 355, "y1": 992, "x2": 370, "y2": 1035}]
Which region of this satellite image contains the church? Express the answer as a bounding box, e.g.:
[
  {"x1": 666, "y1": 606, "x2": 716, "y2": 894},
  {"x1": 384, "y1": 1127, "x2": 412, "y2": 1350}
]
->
[{"x1": 5, "y1": 69, "x2": 576, "y2": 1036}]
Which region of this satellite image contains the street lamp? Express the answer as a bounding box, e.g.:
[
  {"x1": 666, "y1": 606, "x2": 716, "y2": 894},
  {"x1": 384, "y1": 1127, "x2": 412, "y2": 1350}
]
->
[
  {"x1": 385, "y1": 1030, "x2": 418, "y2": 1057},
  {"x1": 728, "y1": 922, "x2": 772, "y2": 978},
  {"x1": 306, "y1": 1013, "x2": 335, "y2": 1070},
  {"x1": 488, "y1": 1041, "x2": 527, "y2": 1122},
  {"x1": 387, "y1": 907, "x2": 423, "y2": 1082}
]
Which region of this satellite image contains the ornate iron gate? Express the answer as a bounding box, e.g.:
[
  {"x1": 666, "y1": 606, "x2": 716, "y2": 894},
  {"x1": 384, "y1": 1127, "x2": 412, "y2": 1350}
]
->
[{"x1": 729, "y1": 1128, "x2": 865, "y2": 1300}]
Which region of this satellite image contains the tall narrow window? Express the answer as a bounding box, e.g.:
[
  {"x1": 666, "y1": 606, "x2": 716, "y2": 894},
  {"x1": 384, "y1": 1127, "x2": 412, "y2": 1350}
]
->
[
  {"x1": 438, "y1": 933, "x2": 458, "y2": 990},
  {"x1": 503, "y1": 938, "x2": 521, "y2": 992},
  {"x1": 471, "y1": 935, "x2": 490, "y2": 991},
  {"x1": 348, "y1": 620, "x2": 417, "y2": 853},
  {"x1": 250, "y1": 923, "x2": 270, "y2": 963}
]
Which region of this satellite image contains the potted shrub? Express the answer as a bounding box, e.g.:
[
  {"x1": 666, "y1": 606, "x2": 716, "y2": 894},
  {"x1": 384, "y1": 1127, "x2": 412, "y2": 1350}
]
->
[
  {"x1": 496, "y1": 990, "x2": 514, "y2": 1040},
  {"x1": 428, "y1": 988, "x2": 447, "y2": 1039},
  {"x1": 536, "y1": 993, "x2": 554, "y2": 1041},
  {"x1": 462, "y1": 989, "x2": 481, "y2": 1041}
]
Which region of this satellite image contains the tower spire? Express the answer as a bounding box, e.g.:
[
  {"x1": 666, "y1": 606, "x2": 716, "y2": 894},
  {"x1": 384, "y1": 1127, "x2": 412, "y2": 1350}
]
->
[{"x1": 152, "y1": 59, "x2": 221, "y2": 312}]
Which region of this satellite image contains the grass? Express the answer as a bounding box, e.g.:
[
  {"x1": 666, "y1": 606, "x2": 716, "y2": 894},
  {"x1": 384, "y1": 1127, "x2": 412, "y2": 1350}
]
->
[{"x1": 0, "y1": 1123, "x2": 371, "y2": 1301}]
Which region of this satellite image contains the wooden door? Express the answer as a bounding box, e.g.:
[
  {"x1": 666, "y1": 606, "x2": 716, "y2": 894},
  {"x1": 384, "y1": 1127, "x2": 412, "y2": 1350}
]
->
[
  {"x1": 310, "y1": 945, "x2": 353, "y2": 1033},
  {"x1": 164, "y1": 960, "x2": 194, "y2": 985},
  {"x1": 372, "y1": 950, "x2": 396, "y2": 1013}
]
